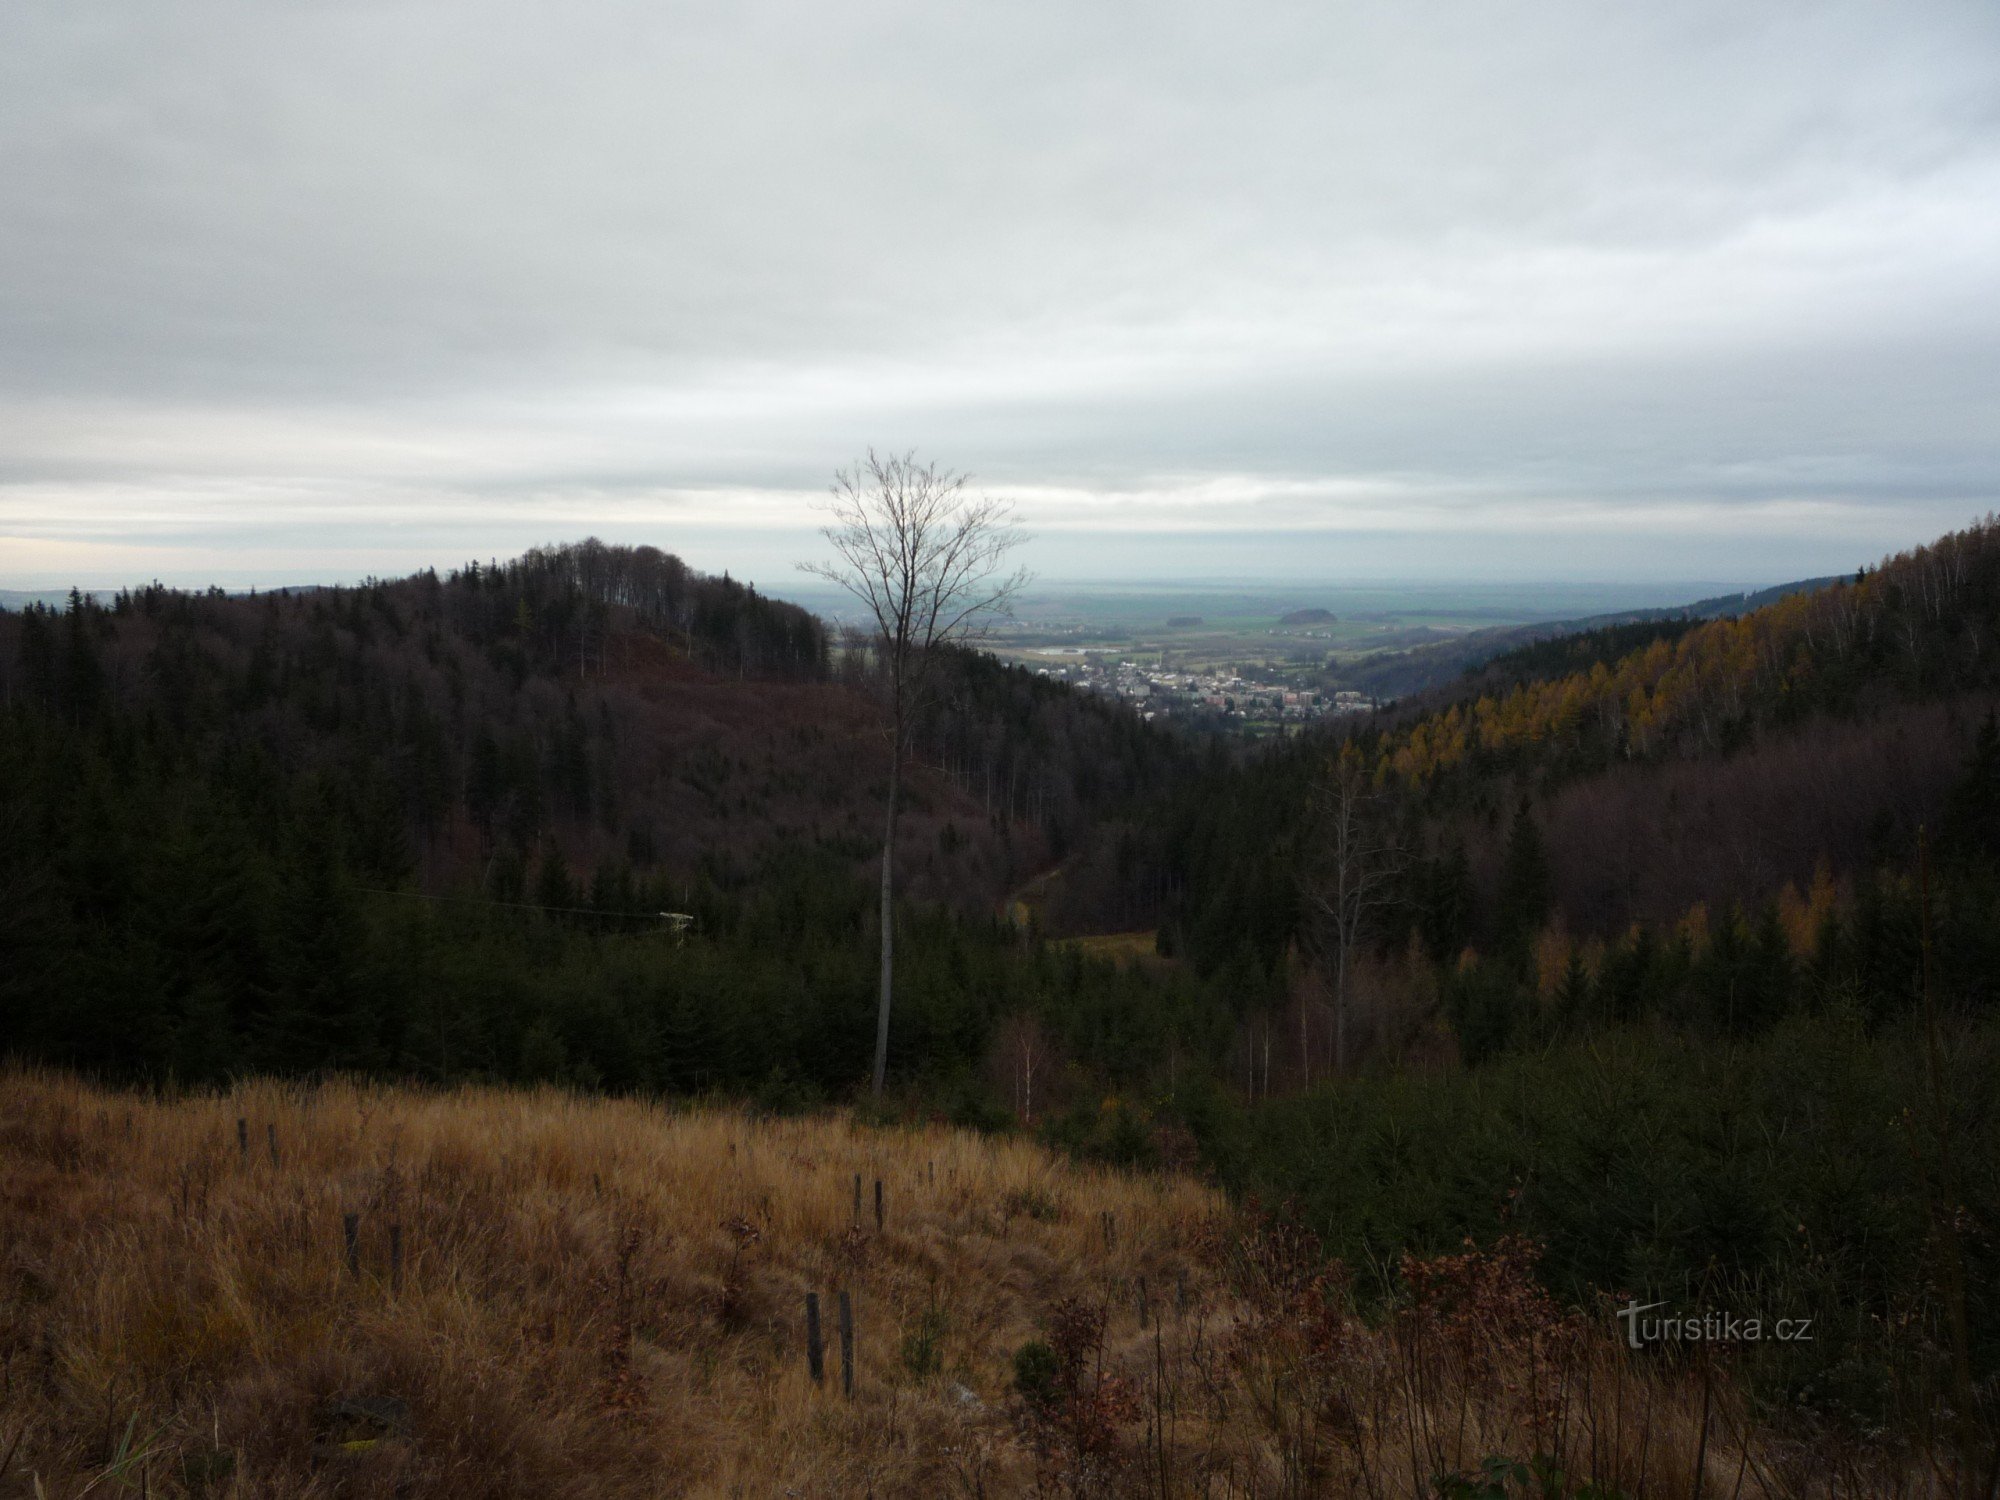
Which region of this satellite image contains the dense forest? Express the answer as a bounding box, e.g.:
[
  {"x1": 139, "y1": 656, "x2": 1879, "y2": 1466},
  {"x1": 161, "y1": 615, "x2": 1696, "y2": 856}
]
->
[
  {"x1": 1137, "y1": 520, "x2": 2000, "y2": 1430},
  {"x1": 5, "y1": 521, "x2": 2000, "y2": 1440},
  {"x1": 0, "y1": 539, "x2": 1205, "y2": 1122},
  {"x1": 1155, "y1": 517, "x2": 2000, "y2": 988},
  {"x1": 1329, "y1": 572, "x2": 1845, "y2": 700}
]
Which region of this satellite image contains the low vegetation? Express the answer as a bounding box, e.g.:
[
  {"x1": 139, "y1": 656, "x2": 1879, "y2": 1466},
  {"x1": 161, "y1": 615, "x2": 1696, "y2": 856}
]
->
[{"x1": 0, "y1": 1070, "x2": 1931, "y2": 1499}]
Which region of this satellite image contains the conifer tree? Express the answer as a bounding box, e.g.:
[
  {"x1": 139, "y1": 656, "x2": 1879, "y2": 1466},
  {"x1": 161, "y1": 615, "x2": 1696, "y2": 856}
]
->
[
  {"x1": 1944, "y1": 712, "x2": 2000, "y2": 866},
  {"x1": 533, "y1": 842, "x2": 577, "y2": 913},
  {"x1": 1496, "y1": 799, "x2": 1553, "y2": 955}
]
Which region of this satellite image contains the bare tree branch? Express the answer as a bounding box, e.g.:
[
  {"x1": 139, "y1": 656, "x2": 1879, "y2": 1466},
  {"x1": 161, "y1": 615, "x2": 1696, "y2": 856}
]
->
[
  {"x1": 1302, "y1": 743, "x2": 1407, "y2": 1081},
  {"x1": 798, "y1": 449, "x2": 1032, "y2": 1096}
]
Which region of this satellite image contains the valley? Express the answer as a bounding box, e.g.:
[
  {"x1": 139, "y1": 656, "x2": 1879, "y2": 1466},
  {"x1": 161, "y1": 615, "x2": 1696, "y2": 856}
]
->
[
  {"x1": 6, "y1": 5, "x2": 1994, "y2": 1491},
  {"x1": 3, "y1": 522, "x2": 1999, "y2": 1494}
]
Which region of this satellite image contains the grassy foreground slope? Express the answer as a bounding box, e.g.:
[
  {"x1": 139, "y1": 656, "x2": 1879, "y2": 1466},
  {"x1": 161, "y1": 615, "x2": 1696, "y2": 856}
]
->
[{"x1": 0, "y1": 1072, "x2": 1835, "y2": 1500}]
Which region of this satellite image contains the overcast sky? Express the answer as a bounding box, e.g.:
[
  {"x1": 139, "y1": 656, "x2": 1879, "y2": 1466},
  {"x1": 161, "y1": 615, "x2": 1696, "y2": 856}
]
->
[{"x1": 2, "y1": 1, "x2": 1997, "y2": 592}]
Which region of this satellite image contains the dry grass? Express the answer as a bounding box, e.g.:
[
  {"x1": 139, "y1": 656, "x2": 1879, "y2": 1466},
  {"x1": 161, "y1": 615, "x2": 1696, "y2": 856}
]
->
[
  {"x1": 0, "y1": 1071, "x2": 1935, "y2": 1498},
  {"x1": 1059, "y1": 933, "x2": 1165, "y2": 970}
]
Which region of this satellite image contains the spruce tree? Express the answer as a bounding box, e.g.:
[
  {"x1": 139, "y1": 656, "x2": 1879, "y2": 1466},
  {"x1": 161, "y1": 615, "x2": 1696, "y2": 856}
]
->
[
  {"x1": 1496, "y1": 799, "x2": 1553, "y2": 955},
  {"x1": 533, "y1": 842, "x2": 577, "y2": 914},
  {"x1": 1943, "y1": 712, "x2": 2000, "y2": 868}
]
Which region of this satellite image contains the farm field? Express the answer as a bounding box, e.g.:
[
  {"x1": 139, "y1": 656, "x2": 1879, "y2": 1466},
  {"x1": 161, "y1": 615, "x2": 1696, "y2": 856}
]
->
[
  {"x1": 782, "y1": 580, "x2": 1715, "y2": 679},
  {"x1": 977, "y1": 583, "x2": 1705, "y2": 673}
]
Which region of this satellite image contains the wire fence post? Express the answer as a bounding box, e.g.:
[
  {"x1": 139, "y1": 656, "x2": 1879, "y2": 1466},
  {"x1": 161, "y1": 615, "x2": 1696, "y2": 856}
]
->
[
  {"x1": 806, "y1": 1292, "x2": 825, "y2": 1385},
  {"x1": 343, "y1": 1212, "x2": 360, "y2": 1278},
  {"x1": 837, "y1": 1289, "x2": 855, "y2": 1399}
]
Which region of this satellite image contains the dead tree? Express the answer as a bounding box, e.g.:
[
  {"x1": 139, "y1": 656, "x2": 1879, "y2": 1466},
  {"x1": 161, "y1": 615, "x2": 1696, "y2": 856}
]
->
[
  {"x1": 801, "y1": 449, "x2": 1029, "y2": 1096},
  {"x1": 991, "y1": 1010, "x2": 1060, "y2": 1124},
  {"x1": 1304, "y1": 744, "x2": 1404, "y2": 1081}
]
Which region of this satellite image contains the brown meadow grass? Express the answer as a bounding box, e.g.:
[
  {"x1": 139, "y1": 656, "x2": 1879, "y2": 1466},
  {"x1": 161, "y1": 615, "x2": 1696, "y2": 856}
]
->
[{"x1": 0, "y1": 1070, "x2": 1944, "y2": 1497}]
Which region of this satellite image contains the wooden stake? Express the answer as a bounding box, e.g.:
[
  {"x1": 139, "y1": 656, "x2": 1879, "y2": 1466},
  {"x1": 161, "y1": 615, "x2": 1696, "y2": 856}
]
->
[
  {"x1": 805, "y1": 1292, "x2": 825, "y2": 1385},
  {"x1": 389, "y1": 1223, "x2": 403, "y2": 1293},
  {"x1": 873, "y1": 1178, "x2": 884, "y2": 1232},
  {"x1": 235, "y1": 1118, "x2": 248, "y2": 1164},
  {"x1": 837, "y1": 1290, "x2": 855, "y2": 1398},
  {"x1": 343, "y1": 1212, "x2": 360, "y2": 1278}
]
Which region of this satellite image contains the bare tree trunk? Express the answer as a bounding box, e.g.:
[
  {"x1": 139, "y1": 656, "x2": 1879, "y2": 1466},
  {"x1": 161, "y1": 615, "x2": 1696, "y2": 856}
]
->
[
  {"x1": 803, "y1": 450, "x2": 1029, "y2": 1099},
  {"x1": 1300, "y1": 993, "x2": 1311, "y2": 1090},
  {"x1": 1335, "y1": 938, "x2": 1350, "y2": 1078},
  {"x1": 873, "y1": 735, "x2": 901, "y2": 1098},
  {"x1": 1311, "y1": 752, "x2": 1401, "y2": 1083}
]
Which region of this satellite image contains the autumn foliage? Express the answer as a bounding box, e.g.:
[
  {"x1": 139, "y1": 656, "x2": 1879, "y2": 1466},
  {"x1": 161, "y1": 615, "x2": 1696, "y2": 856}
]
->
[{"x1": 1376, "y1": 517, "x2": 2000, "y2": 786}]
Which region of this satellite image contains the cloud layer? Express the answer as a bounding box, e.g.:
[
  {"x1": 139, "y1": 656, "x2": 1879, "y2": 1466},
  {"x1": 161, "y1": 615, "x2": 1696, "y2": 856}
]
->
[{"x1": 2, "y1": 1, "x2": 1997, "y2": 586}]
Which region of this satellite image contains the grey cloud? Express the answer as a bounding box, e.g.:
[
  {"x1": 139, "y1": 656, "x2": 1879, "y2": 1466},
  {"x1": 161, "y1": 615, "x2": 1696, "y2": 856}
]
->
[{"x1": 1, "y1": 0, "x2": 1997, "y2": 585}]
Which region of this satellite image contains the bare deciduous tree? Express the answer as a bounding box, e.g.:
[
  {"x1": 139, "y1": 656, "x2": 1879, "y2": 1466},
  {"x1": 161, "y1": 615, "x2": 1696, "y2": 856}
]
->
[
  {"x1": 990, "y1": 1010, "x2": 1060, "y2": 1124},
  {"x1": 801, "y1": 449, "x2": 1030, "y2": 1097},
  {"x1": 1304, "y1": 743, "x2": 1405, "y2": 1081}
]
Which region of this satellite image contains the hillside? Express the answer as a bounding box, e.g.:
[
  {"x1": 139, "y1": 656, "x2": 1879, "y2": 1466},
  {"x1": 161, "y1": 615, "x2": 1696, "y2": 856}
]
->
[
  {"x1": 1331, "y1": 573, "x2": 1846, "y2": 702},
  {"x1": 0, "y1": 542, "x2": 1024, "y2": 908},
  {"x1": 0, "y1": 541, "x2": 1196, "y2": 1093},
  {"x1": 1162, "y1": 518, "x2": 2000, "y2": 973},
  {"x1": 0, "y1": 543, "x2": 1184, "y2": 908},
  {"x1": 1, "y1": 1070, "x2": 1818, "y2": 1498},
  {"x1": 5, "y1": 524, "x2": 1999, "y2": 1473},
  {"x1": 1120, "y1": 523, "x2": 2000, "y2": 1459}
]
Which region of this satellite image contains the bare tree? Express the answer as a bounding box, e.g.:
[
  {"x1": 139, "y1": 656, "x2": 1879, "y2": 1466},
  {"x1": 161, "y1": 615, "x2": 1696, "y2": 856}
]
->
[
  {"x1": 990, "y1": 1010, "x2": 1061, "y2": 1124},
  {"x1": 801, "y1": 449, "x2": 1030, "y2": 1097},
  {"x1": 1304, "y1": 744, "x2": 1405, "y2": 1081}
]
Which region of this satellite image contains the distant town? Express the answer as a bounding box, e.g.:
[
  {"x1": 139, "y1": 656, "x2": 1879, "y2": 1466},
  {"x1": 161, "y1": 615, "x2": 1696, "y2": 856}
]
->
[{"x1": 1010, "y1": 651, "x2": 1377, "y2": 734}]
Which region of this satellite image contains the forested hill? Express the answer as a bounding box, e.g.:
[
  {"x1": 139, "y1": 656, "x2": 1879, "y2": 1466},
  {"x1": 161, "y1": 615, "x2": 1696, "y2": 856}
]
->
[
  {"x1": 0, "y1": 539, "x2": 1179, "y2": 898},
  {"x1": 1333, "y1": 571, "x2": 1846, "y2": 701},
  {"x1": 445, "y1": 539, "x2": 830, "y2": 680},
  {"x1": 0, "y1": 540, "x2": 866, "y2": 893},
  {"x1": 0, "y1": 539, "x2": 1191, "y2": 1084},
  {"x1": 1158, "y1": 517, "x2": 2000, "y2": 982},
  {"x1": 1140, "y1": 525, "x2": 2000, "y2": 1431}
]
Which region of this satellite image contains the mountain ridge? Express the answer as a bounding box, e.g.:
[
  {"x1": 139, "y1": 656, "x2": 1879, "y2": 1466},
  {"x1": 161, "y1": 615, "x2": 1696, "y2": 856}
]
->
[{"x1": 1331, "y1": 572, "x2": 1848, "y2": 700}]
